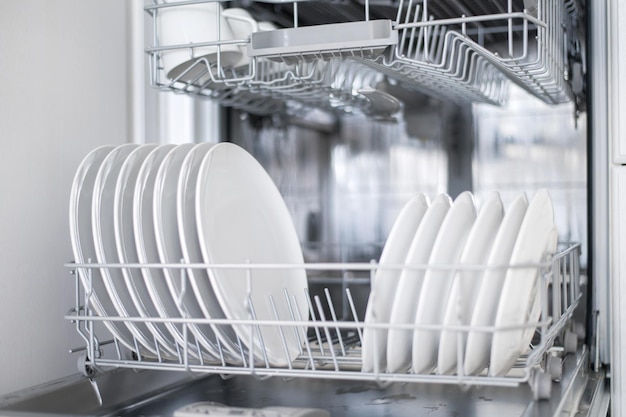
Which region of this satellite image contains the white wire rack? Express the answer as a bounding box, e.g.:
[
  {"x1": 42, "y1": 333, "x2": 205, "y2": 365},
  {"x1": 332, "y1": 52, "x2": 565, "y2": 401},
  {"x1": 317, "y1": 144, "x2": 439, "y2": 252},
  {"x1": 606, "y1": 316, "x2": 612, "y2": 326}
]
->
[
  {"x1": 377, "y1": 0, "x2": 578, "y2": 105},
  {"x1": 65, "y1": 242, "x2": 582, "y2": 399},
  {"x1": 144, "y1": 0, "x2": 581, "y2": 112}
]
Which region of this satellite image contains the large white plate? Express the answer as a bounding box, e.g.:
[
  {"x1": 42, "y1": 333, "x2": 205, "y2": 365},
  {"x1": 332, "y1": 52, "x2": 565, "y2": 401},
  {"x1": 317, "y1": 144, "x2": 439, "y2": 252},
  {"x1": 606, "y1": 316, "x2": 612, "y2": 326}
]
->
[
  {"x1": 70, "y1": 145, "x2": 138, "y2": 351},
  {"x1": 92, "y1": 144, "x2": 165, "y2": 356},
  {"x1": 153, "y1": 143, "x2": 223, "y2": 361},
  {"x1": 133, "y1": 144, "x2": 202, "y2": 360},
  {"x1": 437, "y1": 191, "x2": 504, "y2": 375},
  {"x1": 361, "y1": 194, "x2": 430, "y2": 372},
  {"x1": 176, "y1": 142, "x2": 244, "y2": 364},
  {"x1": 113, "y1": 144, "x2": 180, "y2": 359},
  {"x1": 195, "y1": 142, "x2": 309, "y2": 367},
  {"x1": 489, "y1": 189, "x2": 556, "y2": 377},
  {"x1": 386, "y1": 194, "x2": 451, "y2": 373},
  {"x1": 412, "y1": 191, "x2": 476, "y2": 374},
  {"x1": 463, "y1": 193, "x2": 528, "y2": 376}
]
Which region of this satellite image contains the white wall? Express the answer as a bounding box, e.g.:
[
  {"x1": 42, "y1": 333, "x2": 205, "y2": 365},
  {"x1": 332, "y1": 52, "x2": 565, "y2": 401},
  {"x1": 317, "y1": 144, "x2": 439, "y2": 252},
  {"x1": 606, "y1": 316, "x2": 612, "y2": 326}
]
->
[{"x1": 0, "y1": 0, "x2": 130, "y2": 395}]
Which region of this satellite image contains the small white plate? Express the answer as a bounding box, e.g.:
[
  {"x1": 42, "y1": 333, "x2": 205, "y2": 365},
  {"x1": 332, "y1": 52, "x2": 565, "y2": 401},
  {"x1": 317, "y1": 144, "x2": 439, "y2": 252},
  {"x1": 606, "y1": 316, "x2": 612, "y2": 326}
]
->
[
  {"x1": 177, "y1": 142, "x2": 245, "y2": 364},
  {"x1": 153, "y1": 144, "x2": 223, "y2": 361},
  {"x1": 386, "y1": 194, "x2": 451, "y2": 373},
  {"x1": 70, "y1": 145, "x2": 138, "y2": 351},
  {"x1": 195, "y1": 143, "x2": 309, "y2": 367},
  {"x1": 489, "y1": 189, "x2": 556, "y2": 377},
  {"x1": 113, "y1": 144, "x2": 180, "y2": 359},
  {"x1": 437, "y1": 191, "x2": 504, "y2": 375},
  {"x1": 133, "y1": 144, "x2": 203, "y2": 360},
  {"x1": 463, "y1": 193, "x2": 528, "y2": 376},
  {"x1": 412, "y1": 191, "x2": 476, "y2": 374},
  {"x1": 361, "y1": 193, "x2": 430, "y2": 372}
]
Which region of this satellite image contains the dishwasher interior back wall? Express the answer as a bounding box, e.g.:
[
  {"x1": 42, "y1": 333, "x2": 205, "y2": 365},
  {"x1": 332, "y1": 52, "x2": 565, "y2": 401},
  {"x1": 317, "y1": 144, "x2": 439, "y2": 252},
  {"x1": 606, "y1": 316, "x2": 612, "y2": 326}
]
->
[{"x1": 229, "y1": 83, "x2": 587, "y2": 271}]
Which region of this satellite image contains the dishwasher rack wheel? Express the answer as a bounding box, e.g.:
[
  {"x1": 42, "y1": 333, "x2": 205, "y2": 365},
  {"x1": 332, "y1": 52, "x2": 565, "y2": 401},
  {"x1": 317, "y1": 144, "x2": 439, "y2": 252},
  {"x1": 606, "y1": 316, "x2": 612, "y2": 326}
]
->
[
  {"x1": 564, "y1": 330, "x2": 578, "y2": 354},
  {"x1": 77, "y1": 352, "x2": 96, "y2": 378},
  {"x1": 532, "y1": 370, "x2": 553, "y2": 401},
  {"x1": 546, "y1": 354, "x2": 563, "y2": 381}
]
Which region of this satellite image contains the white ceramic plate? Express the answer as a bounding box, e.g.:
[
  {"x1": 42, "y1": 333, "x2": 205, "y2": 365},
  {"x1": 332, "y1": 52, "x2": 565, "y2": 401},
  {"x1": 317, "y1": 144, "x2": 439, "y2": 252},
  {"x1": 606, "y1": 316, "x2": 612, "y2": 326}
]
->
[
  {"x1": 176, "y1": 142, "x2": 245, "y2": 364},
  {"x1": 70, "y1": 145, "x2": 138, "y2": 351},
  {"x1": 133, "y1": 144, "x2": 203, "y2": 360},
  {"x1": 92, "y1": 144, "x2": 164, "y2": 356},
  {"x1": 153, "y1": 143, "x2": 223, "y2": 361},
  {"x1": 489, "y1": 189, "x2": 556, "y2": 377},
  {"x1": 386, "y1": 194, "x2": 451, "y2": 373},
  {"x1": 463, "y1": 193, "x2": 529, "y2": 376},
  {"x1": 113, "y1": 144, "x2": 180, "y2": 359},
  {"x1": 412, "y1": 191, "x2": 476, "y2": 374},
  {"x1": 437, "y1": 191, "x2": 504, "y2": 375},
  {"x1": 361, "y1": 193, "x2": 430, "y2": 372},
  {"x1": 195, "y1": 142, "x2": 309, "y2": 367}
]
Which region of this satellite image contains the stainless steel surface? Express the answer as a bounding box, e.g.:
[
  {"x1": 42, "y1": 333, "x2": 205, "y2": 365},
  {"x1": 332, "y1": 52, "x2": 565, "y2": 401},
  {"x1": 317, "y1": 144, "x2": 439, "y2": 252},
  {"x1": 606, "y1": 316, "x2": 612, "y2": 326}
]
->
[
  {"x1": 173, "y1": 402, "x2": 330, "y2": 417},
  {"x1": 589, "y1": 0, "x2": 610, "y2": 369},
  {"x1": 1, "y1": 348, "x2": 599, "y2": 416},
  {"x1": 577, "y1": 371, "x2": 610, "y2": 417},
  {"x1": 121, "y1": 350, "x2": 591, "y2": 417},
  {"x1": 0, "y1": 369, "x2": 195, "y2": 416}
]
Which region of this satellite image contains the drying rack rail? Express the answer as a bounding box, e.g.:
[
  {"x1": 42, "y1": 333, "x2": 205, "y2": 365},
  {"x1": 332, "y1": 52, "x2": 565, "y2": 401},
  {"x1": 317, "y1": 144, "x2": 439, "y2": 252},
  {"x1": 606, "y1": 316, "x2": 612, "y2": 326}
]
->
[
  {"x1": 144, "y1": 0, "x2": 582, "y2": 114},
  {"x1": 65, "y1": 242, "x2": 582, "y2": 400}
]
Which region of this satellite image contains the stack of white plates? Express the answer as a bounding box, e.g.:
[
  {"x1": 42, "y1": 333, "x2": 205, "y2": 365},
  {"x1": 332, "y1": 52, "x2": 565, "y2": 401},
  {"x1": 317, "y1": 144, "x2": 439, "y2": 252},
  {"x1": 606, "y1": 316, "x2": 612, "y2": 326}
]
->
[
  {"x1": 70, "y1": 142, "x2": 309, "y2": 366},
  {"x1": 362, "y1": 189, "x2": 557, "y2": 376}
]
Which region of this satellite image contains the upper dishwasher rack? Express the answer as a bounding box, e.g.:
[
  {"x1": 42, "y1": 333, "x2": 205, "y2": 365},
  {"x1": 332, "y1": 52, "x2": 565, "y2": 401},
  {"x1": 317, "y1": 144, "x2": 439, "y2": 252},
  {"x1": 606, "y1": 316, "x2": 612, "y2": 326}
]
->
[{"x1": 144, "y1": 0, "x2": 583, "y2": 114}]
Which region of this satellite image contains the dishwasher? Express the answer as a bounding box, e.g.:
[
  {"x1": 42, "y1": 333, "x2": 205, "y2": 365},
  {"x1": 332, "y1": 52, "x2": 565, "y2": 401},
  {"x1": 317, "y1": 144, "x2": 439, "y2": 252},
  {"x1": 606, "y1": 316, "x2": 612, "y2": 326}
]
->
[{"x1": 0, "y1": 0, "x2": 616, "y2": 416}]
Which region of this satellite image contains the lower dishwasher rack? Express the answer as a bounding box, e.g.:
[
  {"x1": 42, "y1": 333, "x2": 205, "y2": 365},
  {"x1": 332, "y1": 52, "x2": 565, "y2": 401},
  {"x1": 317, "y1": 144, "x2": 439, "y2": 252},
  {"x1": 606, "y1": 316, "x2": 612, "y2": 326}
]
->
[{"x1": 64, "y1": 242, "x2": 583, "y2": 402}]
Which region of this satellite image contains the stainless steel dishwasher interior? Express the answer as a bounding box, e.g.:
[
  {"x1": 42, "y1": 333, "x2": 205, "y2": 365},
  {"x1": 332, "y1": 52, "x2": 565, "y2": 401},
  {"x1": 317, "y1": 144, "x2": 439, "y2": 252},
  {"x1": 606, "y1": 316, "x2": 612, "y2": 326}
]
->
[
  {"x1": 0, "y1": 347, "x2": 607, "y2": 417},
  {"x1": 0, "y1": 0, "x2": 598, "y2": 415}
]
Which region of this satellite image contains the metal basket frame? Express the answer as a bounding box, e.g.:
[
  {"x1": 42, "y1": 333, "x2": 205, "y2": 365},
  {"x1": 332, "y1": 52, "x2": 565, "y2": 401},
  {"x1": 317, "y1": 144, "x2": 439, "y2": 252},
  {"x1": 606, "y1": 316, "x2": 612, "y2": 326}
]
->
[
  {"x1": 66, "y1": 242, "x2": 582, "y2": 396},
  {"x1": 144, "y1": 0, "x2": 581, "y2": 112}
]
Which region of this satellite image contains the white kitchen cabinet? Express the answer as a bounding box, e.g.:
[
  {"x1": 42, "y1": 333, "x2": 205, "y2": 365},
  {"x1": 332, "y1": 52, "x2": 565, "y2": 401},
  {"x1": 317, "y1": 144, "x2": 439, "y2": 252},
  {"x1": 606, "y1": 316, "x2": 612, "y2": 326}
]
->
[{"x1": 0, "y1": 0, "x2": 130, "y2": 396}]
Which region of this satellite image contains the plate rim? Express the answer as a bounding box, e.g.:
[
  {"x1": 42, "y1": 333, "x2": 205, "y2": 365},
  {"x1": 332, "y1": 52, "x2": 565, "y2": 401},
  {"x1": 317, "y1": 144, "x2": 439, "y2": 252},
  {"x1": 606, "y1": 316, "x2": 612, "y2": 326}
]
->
[
  {"x1": 113, "y1": 143, "x2": 181, "y2": 358},
  {"x1": 463, "y1": 192, "x2": 529, "y2": 376},
  {"x1": 152, "y1": 143, "x2": 223, "y2": 361},
  {"x1": 91, "y1": 144, "x2": 161, "y2": 356},
  {"x1": 361, "y1": 193, "x2": 430, "y2": 373},
  {"x1": 489, "y1": 189, "x2": 556, "y2": 377},
  {"x1": 385, "y1": 193, "x2": 451, "y2": 374},
  {"x1": 436, "y1": 191, "x2": 504, "y2": 375},
  {"x1": 176, "y1": 142, "x2": 245, "y2": 364},
  {"x1": 411, "y1": 191, "x2": 477, "y2": 374},
  {"x1": 132, "y1": 143, "x2": 203, "y2": 360},
  {"x1": 70, "y1": 144, "x2": 138, "y2": 353}
]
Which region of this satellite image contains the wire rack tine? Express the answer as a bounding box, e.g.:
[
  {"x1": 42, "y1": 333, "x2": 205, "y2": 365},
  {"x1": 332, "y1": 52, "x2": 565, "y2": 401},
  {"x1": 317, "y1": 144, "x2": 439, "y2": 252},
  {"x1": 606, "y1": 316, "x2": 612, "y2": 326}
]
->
[
  {"x1": 324, "y1": 288, "x2": 347, "y2": 357},
  {"x1": 292, "y1": 294, "x2": 316, "y2": 370},
  {"x1": 269, "y1": 294, "x2": 293, "y2": 370},
  {"x1": 305, "y1": 288, "x2": 325, "y2": 356},
  {"x1": 314, "y1": 295, "x2": 340, "y2": 371},
  {"x1": 284, "y1": 288, "x2": 304, "y2": 356}
]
